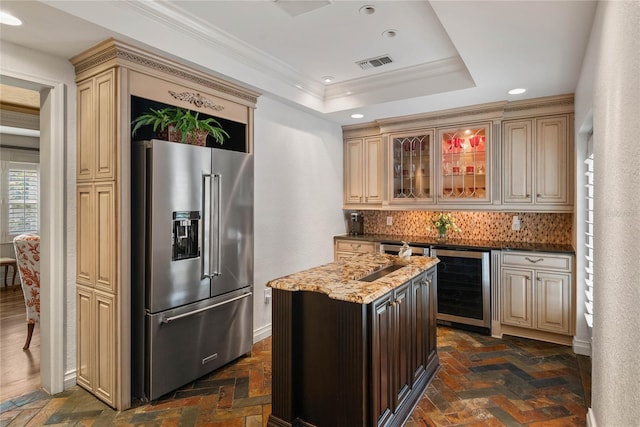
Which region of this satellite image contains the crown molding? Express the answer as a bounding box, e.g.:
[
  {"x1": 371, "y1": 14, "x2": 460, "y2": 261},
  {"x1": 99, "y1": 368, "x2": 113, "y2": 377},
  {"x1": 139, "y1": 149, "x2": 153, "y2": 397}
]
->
[
  {"x1": 324, "y1": 56, "x2": 469, "y2": 101},
  {"x1": 71, "y1": 38, "x2": 261, "y2": 106},
  {"x1": 124, "y1": 0, "x2": 326, "y2": 99}
]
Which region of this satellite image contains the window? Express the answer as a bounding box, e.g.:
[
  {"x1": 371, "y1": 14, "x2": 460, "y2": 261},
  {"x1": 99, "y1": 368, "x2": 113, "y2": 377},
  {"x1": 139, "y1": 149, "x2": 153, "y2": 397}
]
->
[{"x1": 1, "y1": 160, "x2": 40, "y2": 242}]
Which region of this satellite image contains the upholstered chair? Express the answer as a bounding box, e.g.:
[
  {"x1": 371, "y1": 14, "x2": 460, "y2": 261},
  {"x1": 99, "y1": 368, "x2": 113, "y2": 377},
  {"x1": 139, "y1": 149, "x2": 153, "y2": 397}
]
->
[{"x1": 13, "y1": 234, "x2": 40, "y2": 350}]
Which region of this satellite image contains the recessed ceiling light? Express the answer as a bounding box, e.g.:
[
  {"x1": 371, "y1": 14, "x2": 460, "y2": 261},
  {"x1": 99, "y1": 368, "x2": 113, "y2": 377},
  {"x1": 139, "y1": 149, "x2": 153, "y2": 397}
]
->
[
  {"x1": 508, "y1": 88, "x2": 526, "y2": 95},
  {"x1": 351, "y1": 113, "x2": 364, "y2": 119},
  {"x1": 295, "y1": 84, "x2": 303, "y2": 89},
  {"x1": 359, "y1": 5, "x2": 376, "y2": 15},
  {"x1": 345, "y1": 91, "x2": 353, "y2": 96},
  {"x1": 0, "y1": 11, "x2": 22, "y2": 26},
  {"x1": 321, "y1": 76, "x2": 334, "y2": 84},
  {"x1": 382, "y1": 29, "x2": 398, "y2": 38}
]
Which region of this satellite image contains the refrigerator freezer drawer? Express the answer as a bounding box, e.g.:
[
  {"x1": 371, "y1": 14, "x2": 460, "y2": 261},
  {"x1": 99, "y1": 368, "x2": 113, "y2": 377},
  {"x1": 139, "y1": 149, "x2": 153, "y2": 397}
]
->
[{"x1": 145, "y1": 290, "x2": 253, "y2": 401}]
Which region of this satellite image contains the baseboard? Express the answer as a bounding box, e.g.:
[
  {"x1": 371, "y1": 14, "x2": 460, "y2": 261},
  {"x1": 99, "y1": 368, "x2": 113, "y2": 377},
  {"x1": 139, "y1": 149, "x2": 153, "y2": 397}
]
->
[
  {"x1": 254, "y1": 323, "x2": 272, "y2": 343},
  {"x1": 572, "y1": 336, "x2": 592, "y2": 356},
  {"x1": 586, "y1": 408, "x2": 596, "y2": 427},
  {"x1": 64, "y1": 369, "x2": 77, "y2": 390}
]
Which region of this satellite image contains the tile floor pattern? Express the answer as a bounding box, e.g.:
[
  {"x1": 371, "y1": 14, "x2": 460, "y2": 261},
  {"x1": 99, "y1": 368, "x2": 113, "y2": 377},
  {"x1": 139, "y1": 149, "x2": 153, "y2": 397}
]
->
[{"x1": 0, "y1": 328, "x2": 590, "y2": 427}]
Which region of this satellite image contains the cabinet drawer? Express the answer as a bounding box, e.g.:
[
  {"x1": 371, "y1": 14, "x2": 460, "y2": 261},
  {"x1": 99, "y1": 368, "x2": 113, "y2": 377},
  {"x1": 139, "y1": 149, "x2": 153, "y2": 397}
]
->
[
  {"x1": 502, "y1": 251, "x2": 572, "y2": 271},
  {"x1": 335, "y1": 240, "x2": 376, "y2": 253}
]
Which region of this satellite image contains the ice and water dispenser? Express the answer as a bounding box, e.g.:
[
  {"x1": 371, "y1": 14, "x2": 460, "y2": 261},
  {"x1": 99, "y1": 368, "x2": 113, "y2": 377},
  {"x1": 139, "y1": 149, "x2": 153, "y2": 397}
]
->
[{"x1": 172, "y1": 211, "x2": 200, "y2": 261}]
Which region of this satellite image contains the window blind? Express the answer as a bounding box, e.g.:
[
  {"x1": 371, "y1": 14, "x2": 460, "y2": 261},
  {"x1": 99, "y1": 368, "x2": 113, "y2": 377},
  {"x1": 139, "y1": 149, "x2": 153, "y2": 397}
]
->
[
  {"x1": 8, "y1": 167, "x2": 39, "y2": 235},
  {"x1": 584, "y1": 153, "x2": 594, "y2": 328}
]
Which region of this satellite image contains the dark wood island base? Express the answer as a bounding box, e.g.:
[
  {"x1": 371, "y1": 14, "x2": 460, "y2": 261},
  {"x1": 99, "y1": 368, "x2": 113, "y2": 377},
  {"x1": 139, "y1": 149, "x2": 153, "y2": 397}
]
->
[{"x1": 268, "y1": 259, "x2": 439, "y2": 427}]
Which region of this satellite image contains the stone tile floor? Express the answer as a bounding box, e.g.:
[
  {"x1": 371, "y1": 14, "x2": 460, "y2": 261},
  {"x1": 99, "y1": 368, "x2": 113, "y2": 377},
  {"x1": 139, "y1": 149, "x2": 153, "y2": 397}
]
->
[{"x1": 0, "y1": 327, "x2": 590, "y2": 426}]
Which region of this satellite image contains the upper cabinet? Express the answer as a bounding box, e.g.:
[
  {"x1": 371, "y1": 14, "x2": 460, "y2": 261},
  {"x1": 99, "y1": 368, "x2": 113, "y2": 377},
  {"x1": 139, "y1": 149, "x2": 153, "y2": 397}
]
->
[
  {"x1": 437, "y1": 123, "x2": 492, "y2": 205},
  {"x1": 344, "y1": 136, "x2": 383, "y2": 207},
  {"x1": 503, "y1": 114, "x2": 573, "y2": 210},
  {"x1": 388, "y1": 130, "x2": 435, "y2": 205},
  {"x1": 341, "y1": 95, "x2": 574, "y2": 212},
  {"x1": 77, "y1": 69, "x2": 117, "y2": 182}
]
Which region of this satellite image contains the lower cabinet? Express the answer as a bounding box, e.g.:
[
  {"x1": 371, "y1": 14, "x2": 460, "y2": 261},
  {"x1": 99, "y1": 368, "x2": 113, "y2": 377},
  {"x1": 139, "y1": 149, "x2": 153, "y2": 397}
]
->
[
  {"x1": 76, "y1": 284, "x2": 117, "y2": 406},
  {"x1": 372, "y1": 269, "x2": 438, "y2": 426},
  {"x1": 334, "y1": 238, "x2": 378, "y2": 261},
  {"x1": 500, "y1": 251, "x2": 573, "y2": 341},
  {"x1": 268, "y1": 267, "x2": 438, "y2": 427}
]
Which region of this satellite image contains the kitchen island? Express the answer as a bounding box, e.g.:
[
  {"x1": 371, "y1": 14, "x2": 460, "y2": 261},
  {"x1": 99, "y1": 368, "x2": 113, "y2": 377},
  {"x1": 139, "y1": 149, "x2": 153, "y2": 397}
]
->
[{"x1": 267, "y1": 253, "x2": 439, "y2": 427}]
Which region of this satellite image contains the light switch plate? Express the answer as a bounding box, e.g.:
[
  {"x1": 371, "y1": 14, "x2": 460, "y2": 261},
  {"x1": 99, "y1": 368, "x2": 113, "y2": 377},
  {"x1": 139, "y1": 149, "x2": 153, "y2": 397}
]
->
[{"x1": 386, "y1": 216, "x2": 393, "y2": 226}]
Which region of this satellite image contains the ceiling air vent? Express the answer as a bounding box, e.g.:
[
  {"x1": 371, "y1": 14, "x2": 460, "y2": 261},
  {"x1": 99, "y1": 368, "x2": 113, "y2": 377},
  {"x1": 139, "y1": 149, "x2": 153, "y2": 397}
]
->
[{"x1": 356, "y1": 55, "x2": 393, "y2": 70}]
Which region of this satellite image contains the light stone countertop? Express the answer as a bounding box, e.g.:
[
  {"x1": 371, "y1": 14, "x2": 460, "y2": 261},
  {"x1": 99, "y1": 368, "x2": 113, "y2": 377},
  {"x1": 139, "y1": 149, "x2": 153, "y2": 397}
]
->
[{"x1": 267, "y1": 252, "x2": 439, "y2": 304}]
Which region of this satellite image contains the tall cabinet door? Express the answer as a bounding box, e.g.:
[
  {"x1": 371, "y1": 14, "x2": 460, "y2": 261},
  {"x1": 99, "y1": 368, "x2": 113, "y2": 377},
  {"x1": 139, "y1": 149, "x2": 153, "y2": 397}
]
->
[
  {"x1": 501, "y1": 268, "x2": 533, "y2": 328},
  {"x1": 344, "y1": 139, "x2": 364, "y2": 204},
  {"x1": 371, "y1": 293, "x2": 394, "y2": 427},
  {"x1": 503, "y1": 120, "x2": 533, "y2": 204},
  {"x1": 364, "y1": 137, "x2": 383, "y2": 204},
  {"x1": 535, "y1": 116, "x2": 568, "y2": 204}
]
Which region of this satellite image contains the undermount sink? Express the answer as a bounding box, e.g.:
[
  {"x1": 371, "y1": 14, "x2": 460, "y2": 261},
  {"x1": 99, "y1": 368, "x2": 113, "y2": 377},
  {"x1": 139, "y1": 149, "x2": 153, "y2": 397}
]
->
[{"x1": 358, "y1": 264, "x2": 405, "y2": 282}]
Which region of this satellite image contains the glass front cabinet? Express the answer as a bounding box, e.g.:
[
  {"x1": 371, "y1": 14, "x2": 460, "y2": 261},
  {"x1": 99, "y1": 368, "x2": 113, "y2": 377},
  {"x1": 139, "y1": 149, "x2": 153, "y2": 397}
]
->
[
  {"x1": 388, "y1": 131, "x2": 435, "y2": 204},
  {"x1": 436, "y1": 123, "x2": 492, "y2": 204}
]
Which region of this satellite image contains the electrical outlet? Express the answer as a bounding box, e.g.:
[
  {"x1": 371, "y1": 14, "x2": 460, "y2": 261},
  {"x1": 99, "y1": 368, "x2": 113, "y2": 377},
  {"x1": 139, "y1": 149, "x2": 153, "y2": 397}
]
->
[
  {"x1": 386, "y1": 216, "x2": 393, "y2": 226},
  {"x1": 264, "y1": 288, "x2": 272, "y2": 304},
  {"x1": 511, "y1": 215, "x2": 521, "y2": 231}
]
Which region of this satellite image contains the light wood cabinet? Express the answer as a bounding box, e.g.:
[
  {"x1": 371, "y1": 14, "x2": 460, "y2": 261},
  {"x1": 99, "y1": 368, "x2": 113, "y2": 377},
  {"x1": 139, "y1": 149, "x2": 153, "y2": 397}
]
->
[
  {"x1": 437, "y1": 123, "x2": 492, "y2": 204},
  {"x1": 334, "y1": 239, "x2": 378, "y2": 261},
  {"x1": 76, "y1": 284, "x2": 116, "y2": 404},
  {"x1": 388, "y1": 131, "x2": 435, "y2": 204},
  {"x1": 76, "y1": 183, "x2": 117, "y2": 293},
  {"x1": 71, "y1": 39, "x2": 260, "y2": 409},
  {"x1": 500, "y1": 251, "x2": 573, "y2": 340},
  {"x1": 77, "y1": 69, "x2": 117, "y2": 182},
  {"x1": 344, "y1": 137, "x2": 383, "y2": 207},
  {"x1": 503, "y1": 115, "x2": 572, "y2": 209},
  {"x1": 341, "y1": 94, "x2": 574, "y2": 211}
]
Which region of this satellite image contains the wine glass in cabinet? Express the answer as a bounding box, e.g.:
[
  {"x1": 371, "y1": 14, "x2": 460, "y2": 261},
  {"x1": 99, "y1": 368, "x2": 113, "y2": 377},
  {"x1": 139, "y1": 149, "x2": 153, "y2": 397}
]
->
[
  {"x1": 388, "y1": 131, "x2": 435, "y2": 204},
  {"x1": 437, "y1": 124, "x2": 491, "y2": 203}
]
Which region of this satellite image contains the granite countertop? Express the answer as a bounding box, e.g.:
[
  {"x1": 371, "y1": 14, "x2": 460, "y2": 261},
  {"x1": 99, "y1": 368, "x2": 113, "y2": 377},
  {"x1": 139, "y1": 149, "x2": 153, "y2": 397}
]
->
[
  {"x1": 334, "y1": 234, "x2": 575, "y2": 254},
  {"x1": 267, "y1": 252, "x2": 439, "y2": 304}
]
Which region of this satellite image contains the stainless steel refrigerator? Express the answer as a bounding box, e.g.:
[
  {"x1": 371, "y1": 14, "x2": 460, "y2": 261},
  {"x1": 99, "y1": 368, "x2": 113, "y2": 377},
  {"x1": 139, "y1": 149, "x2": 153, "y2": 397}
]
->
[{"x1": 131, "y1": 139, "x2": 253, "y2": 401}]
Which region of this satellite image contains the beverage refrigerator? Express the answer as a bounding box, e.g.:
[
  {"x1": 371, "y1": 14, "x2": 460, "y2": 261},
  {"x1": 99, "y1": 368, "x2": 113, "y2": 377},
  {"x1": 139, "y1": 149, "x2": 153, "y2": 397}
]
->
[{"x1": 131, "y1": 139, "x2": 253, "y2": 401}]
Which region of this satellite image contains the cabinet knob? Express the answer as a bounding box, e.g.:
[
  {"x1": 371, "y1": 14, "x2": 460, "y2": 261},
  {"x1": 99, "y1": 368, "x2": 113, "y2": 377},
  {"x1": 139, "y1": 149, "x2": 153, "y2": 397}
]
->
[
  {"x1": 396, "y1": 298, "x2": 403, "y2": 305},
  {"x1": 526, "y1": 194, "x2": 531, "y2": 197},
  {"x1": 537, "y1": 277, "x2": 542, "y2": 282},
  {"x1": 537, "y1": 194, "x2": 542, "y2": 198}
]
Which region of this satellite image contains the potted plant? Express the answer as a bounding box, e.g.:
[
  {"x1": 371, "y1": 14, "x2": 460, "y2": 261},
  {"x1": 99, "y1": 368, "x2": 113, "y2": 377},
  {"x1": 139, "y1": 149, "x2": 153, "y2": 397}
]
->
[{"x1": 131, "y1": 106, "x2": 229, "y2": 146}]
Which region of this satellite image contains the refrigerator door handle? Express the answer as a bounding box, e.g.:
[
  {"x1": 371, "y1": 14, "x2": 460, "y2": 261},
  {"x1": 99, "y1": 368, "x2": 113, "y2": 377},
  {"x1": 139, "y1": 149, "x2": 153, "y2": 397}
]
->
[
  {"x1": 161, "y1": 291, "x2": 252, "y2": 324},
  {"x1": 202, "y1": 174, "x2": 212, "y2": 279},
  {"x1": 213, "y1": 173, "x2": 222, "y2": 276}
]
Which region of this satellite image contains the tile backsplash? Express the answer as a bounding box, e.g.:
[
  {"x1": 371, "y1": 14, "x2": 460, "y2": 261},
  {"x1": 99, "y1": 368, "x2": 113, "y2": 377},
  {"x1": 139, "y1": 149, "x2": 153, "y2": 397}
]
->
[{"x1": 360, "y1": 210, "x2": 572, "y2": 244}]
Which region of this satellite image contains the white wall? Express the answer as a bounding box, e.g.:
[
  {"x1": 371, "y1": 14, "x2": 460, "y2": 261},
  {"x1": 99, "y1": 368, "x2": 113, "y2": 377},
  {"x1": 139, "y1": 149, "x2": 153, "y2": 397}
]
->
[
  {"x1": 577, "y1": 1, "x2": 640, "y2": 425},
  {"x1": 0, "y1": 40, "x2": 78, "y2": 384},
  {"x1": 252, "y1": 95, "x2": 345, "y2": 341}
]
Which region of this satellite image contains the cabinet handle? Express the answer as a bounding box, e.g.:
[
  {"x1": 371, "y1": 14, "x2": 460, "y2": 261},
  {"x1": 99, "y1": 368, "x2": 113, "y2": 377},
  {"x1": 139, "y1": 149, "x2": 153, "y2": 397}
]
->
[
  {"x1": 421, "y1": 279, "x2": 431, "y2": 287},
  {"x1": 351, "y1": 244, "x2": 361, "y2": 249},
  {"x1": 525, "y1": 257, "x2": 544, "y2": 264}
]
